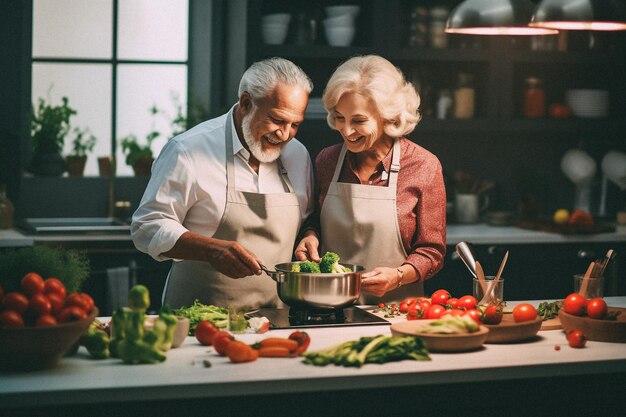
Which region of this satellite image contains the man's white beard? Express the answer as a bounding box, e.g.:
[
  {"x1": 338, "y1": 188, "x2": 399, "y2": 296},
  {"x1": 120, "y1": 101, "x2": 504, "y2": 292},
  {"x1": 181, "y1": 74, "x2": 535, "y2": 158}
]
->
[{"x1": 241, "y1": 111, "x2": 283, "y2": 163}]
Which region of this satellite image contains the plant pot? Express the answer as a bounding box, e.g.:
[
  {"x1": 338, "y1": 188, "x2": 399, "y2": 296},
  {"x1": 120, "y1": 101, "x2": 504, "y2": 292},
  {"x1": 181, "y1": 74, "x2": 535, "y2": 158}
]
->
[
  {"x1": 28, "y1": 151, "x2": 67, "y2": 177},
  {"x1": 132, "y1": 156, "x2": 154, "y2": 176},
  {"x1": 98, "y1": 156, "x2": 113, "y2": 176},
  {"x1": 65, "y1": 155, "x2": 87, "y2": 177}
]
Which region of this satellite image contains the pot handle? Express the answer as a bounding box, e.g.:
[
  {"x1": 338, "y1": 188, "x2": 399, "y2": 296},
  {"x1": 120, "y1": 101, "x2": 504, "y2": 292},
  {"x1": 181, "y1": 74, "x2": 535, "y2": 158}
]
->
[{"x1": 259, "y1": 264, "x2": 285, "y2": 282}]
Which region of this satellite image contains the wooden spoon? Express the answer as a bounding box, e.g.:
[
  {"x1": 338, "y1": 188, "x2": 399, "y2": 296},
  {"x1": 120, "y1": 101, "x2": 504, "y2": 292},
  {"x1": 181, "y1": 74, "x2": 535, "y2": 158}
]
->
[
  {"x1": 475, "y1": 261, "x2": 487, "y2": 295},
  {"x1": 479, "y1": 251, "x2": 508, "y2": 305},
  {"x1": 578, "y1": 261, "x2": 595, "y2": 298}
]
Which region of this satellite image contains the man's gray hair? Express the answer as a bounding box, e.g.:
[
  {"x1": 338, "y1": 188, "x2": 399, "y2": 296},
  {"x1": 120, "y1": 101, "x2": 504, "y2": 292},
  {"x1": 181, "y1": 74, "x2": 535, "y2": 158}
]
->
[{"x1": 238, "y1": 57, "x2": 313, "y2": 101}]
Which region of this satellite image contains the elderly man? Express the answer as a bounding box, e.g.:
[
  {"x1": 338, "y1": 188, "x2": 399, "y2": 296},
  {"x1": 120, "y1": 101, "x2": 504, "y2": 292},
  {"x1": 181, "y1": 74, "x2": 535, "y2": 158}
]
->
[{"x1": 131, "y1": 58, "x2": 314, "y2": 309}]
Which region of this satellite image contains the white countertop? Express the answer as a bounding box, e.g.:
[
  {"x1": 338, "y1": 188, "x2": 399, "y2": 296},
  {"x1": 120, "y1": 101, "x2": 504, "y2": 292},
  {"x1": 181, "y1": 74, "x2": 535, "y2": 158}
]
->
[
  {"x1": 2, "y1": 224, "x2": 625, "y2": 247},
  {"x1": 1, "y1": 298, "x2": 625, "y2": 411}
]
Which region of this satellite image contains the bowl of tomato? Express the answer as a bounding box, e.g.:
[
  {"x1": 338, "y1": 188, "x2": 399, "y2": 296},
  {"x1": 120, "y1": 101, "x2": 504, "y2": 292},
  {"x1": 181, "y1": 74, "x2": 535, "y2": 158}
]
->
[
  {"x1": 558, "y1": 307, "x2": 626, "y2": 343},
  {"x1": 483, "y1": 304, "x2": 542, "y2": 344}
]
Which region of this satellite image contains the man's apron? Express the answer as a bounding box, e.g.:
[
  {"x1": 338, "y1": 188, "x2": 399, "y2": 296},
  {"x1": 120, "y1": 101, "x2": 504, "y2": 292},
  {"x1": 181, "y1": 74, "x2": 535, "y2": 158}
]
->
[
  {"x1": 162, "y1": 110, "x2": 301, "y2": 309},
  {"x1": 320, "y1": 139, "x2": 423, "y2": 304}
]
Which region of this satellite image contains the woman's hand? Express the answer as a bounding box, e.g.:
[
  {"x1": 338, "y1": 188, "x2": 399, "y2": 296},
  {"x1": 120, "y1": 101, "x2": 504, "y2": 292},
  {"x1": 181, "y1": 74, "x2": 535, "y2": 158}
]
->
[
  {"x1": 294, "y1": 230, "x2": 321, "y2": 262},
  {"x1": 360, "y1": 267, "x2": 401, "y2": 297}
]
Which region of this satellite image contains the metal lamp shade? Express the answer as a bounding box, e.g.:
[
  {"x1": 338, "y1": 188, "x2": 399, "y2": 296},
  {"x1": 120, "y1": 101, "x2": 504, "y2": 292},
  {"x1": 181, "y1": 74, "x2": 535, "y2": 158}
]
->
[
  {"x1": 530, "y1": 0, "x2": 626, "y2": 31},
  {"x1": 445, "y1": 0, "x2": 558, "y2": 35}
]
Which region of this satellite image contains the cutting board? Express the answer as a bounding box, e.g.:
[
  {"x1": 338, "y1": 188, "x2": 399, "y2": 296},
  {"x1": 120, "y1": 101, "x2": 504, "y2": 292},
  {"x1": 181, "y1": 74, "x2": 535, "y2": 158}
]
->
[{"x1": 540, "y1": 316, "x2": 562, "y2": 331}]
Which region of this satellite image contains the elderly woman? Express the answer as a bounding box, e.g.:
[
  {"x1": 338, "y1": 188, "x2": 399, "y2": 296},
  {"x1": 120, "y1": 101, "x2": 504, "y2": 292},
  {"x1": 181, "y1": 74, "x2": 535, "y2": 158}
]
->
[{"x1": 295, "y1": 55, "x2": 446, "y2": 303}]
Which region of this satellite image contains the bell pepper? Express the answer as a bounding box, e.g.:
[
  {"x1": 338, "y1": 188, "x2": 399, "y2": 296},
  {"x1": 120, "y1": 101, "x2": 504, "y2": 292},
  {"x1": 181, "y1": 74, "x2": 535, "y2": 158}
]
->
[
  {"x1": 155, "y1": 306, "x2": 178, "y2": 352},
  {"x1": 81, "y1": 328, "x2": 110, "y2": 359},
  {"x1": 128, "y1": 284, "x2": 151, "y2": 312}
]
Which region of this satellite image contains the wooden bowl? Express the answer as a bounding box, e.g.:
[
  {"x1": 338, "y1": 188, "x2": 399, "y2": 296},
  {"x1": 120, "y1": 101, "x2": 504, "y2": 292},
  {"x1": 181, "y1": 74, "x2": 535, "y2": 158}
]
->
[
  {"x1": 558, "y1": 307, "x2": 626, "y2": 343},
  {"x1": 390, "y1": 320, "x2": 489, "y2": 352},
  {"x1": 483, "y1": 315, "x2": 542, "y2": 343},
  {"x1": 0, "y1": 308, "x2": 98, "y2": 372}
]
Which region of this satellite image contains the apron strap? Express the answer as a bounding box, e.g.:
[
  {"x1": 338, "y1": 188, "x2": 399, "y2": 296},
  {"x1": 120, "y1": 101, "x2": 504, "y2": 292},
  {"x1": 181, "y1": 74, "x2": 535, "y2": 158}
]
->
[{"x1": 329, "y1": 140, "x2": 402, "y2": 187}]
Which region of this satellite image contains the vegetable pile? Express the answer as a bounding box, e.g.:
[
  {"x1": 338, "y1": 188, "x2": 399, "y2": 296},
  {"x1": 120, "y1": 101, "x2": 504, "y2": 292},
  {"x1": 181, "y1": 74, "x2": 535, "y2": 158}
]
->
[
  {"x1": 537, "y1": 300, "x2": 562, "y2": 321},
  {"x1": 414, "y1": 315, "x2": 479, "y2": 334},
  {"x1": 291, "y1": 252, "x2": 353, "y2": 273},
  {"x1": 173, "y1": 300, "x2": 228, "y2": 335},
  {"x1": 303, "y1": 335, "x2": 430, "y2": 368}
]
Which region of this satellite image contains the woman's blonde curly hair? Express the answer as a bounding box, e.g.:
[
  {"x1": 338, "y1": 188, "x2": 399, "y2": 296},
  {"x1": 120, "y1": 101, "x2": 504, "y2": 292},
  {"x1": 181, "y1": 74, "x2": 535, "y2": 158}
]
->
[{"x1": 322, "y1": 55, "x2": 421, "y2": 138}]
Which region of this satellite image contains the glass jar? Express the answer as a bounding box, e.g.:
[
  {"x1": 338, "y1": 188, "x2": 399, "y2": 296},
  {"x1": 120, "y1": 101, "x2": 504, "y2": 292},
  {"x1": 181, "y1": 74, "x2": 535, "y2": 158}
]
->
[
  {"x1": 436, "y1": 89, "x2": 453, "y2": 120},
  {"x1": 429, "y1": 7, "x2": 449, "y2": 49},
  {"x1": 454, "y1": 72, "x2": 475, "y2": 119},
  {"x1": 0, "y1": 184, "x2": 15, "y2": 229},
  {"x1": 522, "y1": 77, "x2": 546, "y2": 118}
]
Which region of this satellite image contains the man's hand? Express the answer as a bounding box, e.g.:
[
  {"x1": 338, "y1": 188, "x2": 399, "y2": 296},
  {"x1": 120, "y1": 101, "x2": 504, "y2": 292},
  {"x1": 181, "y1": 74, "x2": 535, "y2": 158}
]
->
[{"x1": 294, "y1": 230, "x2": 320, "y2": 262}]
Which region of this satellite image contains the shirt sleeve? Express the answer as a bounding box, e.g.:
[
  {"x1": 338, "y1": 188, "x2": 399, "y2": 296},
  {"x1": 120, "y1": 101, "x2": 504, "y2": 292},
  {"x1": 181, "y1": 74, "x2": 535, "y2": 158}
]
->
[{"x1": 130, "y1": 140, "x2": 196, "y2": 261}]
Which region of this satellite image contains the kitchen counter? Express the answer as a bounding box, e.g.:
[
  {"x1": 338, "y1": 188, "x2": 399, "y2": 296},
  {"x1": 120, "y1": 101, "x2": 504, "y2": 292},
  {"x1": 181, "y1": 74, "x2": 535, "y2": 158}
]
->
[
  {"x1": 1, "y1": 298, "x2": 625, "y2": 417},
  {"x1": 2, "y1": 224, "x2": 625, "y2": 247}
]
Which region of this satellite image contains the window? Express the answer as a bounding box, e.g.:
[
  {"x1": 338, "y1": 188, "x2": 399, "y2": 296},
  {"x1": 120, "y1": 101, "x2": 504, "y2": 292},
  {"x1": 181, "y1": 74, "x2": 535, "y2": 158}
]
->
[{"x1": 31, "y1": 0, "x2": 189, "y2": 176}]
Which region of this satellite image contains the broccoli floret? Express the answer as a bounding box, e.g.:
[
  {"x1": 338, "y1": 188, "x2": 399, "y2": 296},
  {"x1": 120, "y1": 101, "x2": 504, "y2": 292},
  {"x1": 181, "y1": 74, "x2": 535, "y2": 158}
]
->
[
  {"x1": 299, "y1": 261, "x2": 321, "y2": 273},
  {"x1": 319, "y1": 252, "x2": 352, "y2": 273},
  {"x1": 291, "y1": 263, "x2": 301, "y2": 272}
]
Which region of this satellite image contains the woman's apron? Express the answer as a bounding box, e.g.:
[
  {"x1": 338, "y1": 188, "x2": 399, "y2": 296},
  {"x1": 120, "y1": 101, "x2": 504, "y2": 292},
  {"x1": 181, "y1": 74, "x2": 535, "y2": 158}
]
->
[
  {"x1": 162, "y1": 110, "x2": 301, "y2": 309},
  {"x1": 320, "y1": 140, "x2": 423, "y2": 304}
]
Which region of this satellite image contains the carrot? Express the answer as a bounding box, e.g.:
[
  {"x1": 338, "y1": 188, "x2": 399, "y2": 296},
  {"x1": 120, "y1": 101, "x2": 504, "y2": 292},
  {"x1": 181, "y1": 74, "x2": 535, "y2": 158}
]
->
[
  {"x1": 256, "y1": 337, "x2": 299, "y2": 352},
  {"x1": 257, "y1": 346, "x2": 292, "y2": 358},
  {"x1": 227, "y1": 341, "x2": 257, "y2": 363}
]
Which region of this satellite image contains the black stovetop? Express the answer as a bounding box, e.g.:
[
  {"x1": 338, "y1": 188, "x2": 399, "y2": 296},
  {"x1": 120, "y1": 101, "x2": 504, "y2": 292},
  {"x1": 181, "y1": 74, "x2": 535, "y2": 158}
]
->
[{"x1": 246, "y1": 306, "x2": 390, "y2": 329}]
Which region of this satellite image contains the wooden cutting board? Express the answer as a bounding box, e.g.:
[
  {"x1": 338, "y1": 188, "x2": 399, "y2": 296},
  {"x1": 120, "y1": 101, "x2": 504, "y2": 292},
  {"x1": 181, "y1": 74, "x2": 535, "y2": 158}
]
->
[{"x1": 540, "y1": 316, "x2": 562, "y2": 331}]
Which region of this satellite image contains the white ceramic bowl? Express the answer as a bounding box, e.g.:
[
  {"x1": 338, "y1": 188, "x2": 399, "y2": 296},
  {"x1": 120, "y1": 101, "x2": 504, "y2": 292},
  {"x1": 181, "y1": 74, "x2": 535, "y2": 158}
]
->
[
  {"x1": 325, "y1": 5, "x2": 360, "y2": 18},
  {"x1": 324, "y1": 25, "x2": 355, "y2": 47},
  {"x1": 565, "y1": 89, "x2": 609, "y2": 118},
  {"x1": 323, "y1": 13, "x2": 355, "y2": 28},
  {"x1": 261, "y1": 22, "x2": 289, "y2": 45},
  {"x1": 261, "y1": 13, "x2": 291, "y2": 26}
]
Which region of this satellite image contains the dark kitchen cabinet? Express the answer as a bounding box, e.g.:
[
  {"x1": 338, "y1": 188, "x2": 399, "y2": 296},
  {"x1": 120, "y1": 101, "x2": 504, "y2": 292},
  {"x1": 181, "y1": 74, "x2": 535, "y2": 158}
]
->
[{"x1": 426, "y1": 242, "x2": 625, "y2": 301}]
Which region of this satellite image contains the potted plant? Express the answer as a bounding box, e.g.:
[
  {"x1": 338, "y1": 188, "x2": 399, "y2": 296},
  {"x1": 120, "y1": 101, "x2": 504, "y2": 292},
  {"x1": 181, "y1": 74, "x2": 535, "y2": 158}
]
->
[
  {"x1": 66, "y1": 127, "x2": 97, "y2": 177},
  {"x1": 29, "y1": 96, "x2": 76, "y2": 176}
]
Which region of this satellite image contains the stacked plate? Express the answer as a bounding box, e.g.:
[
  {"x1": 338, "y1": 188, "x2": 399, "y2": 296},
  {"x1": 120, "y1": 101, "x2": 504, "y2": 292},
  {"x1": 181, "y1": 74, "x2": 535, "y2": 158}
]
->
[
  {"x1": 323, "y1": 5, "x2": 360, "y2": 47},
  {"x1": 565, "y1": 89, "x2": 609, "y2": 118},
  {"x1": 261, "y1": 13, "x2": 291, "y2": 45}
]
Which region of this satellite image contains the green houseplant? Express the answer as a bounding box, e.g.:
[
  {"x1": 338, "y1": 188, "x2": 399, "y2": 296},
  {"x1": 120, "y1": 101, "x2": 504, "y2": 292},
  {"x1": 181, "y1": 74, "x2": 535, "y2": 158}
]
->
[
  {"x1": 66, "y1": 127, "x2": 97, "y2": 177},
  {"x1": 120, "y1": 105, "x2": 161, "y2": 176},
  {"x1": 29, "y1": 96, "x2": 77, "y2": 176}
]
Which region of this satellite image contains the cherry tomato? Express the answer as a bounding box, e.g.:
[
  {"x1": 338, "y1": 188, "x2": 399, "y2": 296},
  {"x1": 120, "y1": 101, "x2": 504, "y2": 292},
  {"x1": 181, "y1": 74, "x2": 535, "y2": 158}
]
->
[
  {"x1": 43, "y1": 277, "x2": 67, "y2": 298},
  {"x1": 431, "y1": 289, "x2": 450, "y2": 305},
  {"x1": 458, "y1": 295, "x2": 478, "y2": 310},
  {"x1": 36, "y1": 314, "x2": 58, "y2": 327},
  {"x1": 425, "y1": 304, "x2": 446, "y2": 319},
  {"x1": 464, "y1": 308, "x2": 482, "y2": 324},
  {"x1": 288, "y1": 330, "x2": 311, "y2": 354},
  {"x1": 47, "y1": 293, "x2": 65, "y2": 315},
  {"x1": 21, "y1": 272, "x2": 45, "y2": 296},
  {"x1": 0, "y1": 310, "x2": 25, "y2": 328},
  {"x1": 212, "y1": 331, "x2": 235, "y2": 356},
  {"x1": 586, "y1": 298, "x2": 608, "y2": 320},
  {"x1": 404, "y1": 297, "x2": 419, "y2": 306},
  {"x1": 442, "y1": 308, "x2": 465, "y2": 317},
  {"x1": 65, "y1": 292, "x2": 91, "y2": 311},
  {"x1": 481, "y1": 304, "x2": 503, "y2": 324},
  {"x1": 378, "y1": 303, "x2": 385, "y2": 309},
  {"x1": 447, "y1": 297, "x2": 459, "y2": 309},
  {"x1": 512, "y1": 303, "x2": 537, "y2": 323},
  {"x1": 29, "y1": 293, "x2": 52, "y2": 316},
  {"x1": 79, "y1": 293, "x2": 95, "y2": 312},
  {"x1": 399, "y1": 301, "x2": 409, "y2": 314},
  {"x1": 195, "y1": 320, "x2": 220, "y2": 346},
  {"x1": 563, "y1": 293, "x2": 587, "y2": 316},
  {"x1": 58, "y1": 306, "x2": 87, "y2": 323},
  {"x1": 3, "y1": 292, "x2": 30, "y2": 314},
  {"x1": 419, "y1": 300, "x2": 431, "y2": 311},
  {"x1": 567, "y1": 329, "x2": 586, "y2": 348}
]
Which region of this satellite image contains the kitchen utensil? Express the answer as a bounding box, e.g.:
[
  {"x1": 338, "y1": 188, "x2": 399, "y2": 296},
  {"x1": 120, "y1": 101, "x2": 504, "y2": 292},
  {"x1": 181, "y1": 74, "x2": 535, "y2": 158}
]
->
[
  {"x1": 559, "y1": 307, "x2": 626, "y2": 343},
  {"x1": 390, "y1": 320, "x2": 489, "y2": 352},
  {"x1": 479, "y1": 251, "x2": 508, "y2": 305},
  {"x1": 474, "y1": 275, "x2": 504, "y2": 307},
  {"x1": 475, "y1": 260, "x2": 487, "y2": 295},
  {"x1": 455, "y1": 241, "x2": 477, "y2": 278},
  {"x1": 578, "y1": 261, "x2": 596, "y2": 298},
  {"x1": 575, "y1": 274, "x2": 604, "y2": 299},
  {"x1": 260, "y1": 262, "x2": 364, "y2": 309},
  {"x1": 483, "y1": 315, "x2": 542, "y2": 343}
]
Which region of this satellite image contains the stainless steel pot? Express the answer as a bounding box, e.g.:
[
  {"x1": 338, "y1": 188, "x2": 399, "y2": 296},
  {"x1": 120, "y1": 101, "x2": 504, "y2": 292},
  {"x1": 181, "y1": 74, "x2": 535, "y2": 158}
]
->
[{"x1": 261, "y1": 262, "x2": 364, "y2": 309}]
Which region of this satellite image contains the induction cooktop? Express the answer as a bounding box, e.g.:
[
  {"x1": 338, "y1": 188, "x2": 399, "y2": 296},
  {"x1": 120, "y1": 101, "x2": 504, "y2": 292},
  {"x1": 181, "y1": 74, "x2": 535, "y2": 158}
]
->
[{"x1": 246, "y1": 306, "x2": 390, "y2": 329}]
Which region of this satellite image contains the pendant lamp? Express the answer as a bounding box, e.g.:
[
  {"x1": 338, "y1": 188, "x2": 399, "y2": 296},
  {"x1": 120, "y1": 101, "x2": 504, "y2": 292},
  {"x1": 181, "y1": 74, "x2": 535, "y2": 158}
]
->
[
  {"x1": 445, "y1": 0, "x2": 558, "y2": 35},
  {"x1": 530, "y1": 0, "x2": 626, "y2": 31}
]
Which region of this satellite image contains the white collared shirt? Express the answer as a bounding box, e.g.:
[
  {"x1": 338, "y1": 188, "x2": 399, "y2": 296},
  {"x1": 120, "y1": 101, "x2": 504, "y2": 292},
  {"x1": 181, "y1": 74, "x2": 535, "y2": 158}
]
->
[{"x1": 131, "y1": 107, "x2": 314, "y2": 261}]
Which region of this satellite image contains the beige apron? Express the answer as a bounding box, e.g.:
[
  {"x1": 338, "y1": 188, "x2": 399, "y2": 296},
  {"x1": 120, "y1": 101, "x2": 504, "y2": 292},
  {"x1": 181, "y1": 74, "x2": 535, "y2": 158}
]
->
[
  {"x1": 320, "y1": 139, "x2": 423, "y2": 304},
  {"x1": 162, "y1": 110, "x2": 301, "y2": 309}
]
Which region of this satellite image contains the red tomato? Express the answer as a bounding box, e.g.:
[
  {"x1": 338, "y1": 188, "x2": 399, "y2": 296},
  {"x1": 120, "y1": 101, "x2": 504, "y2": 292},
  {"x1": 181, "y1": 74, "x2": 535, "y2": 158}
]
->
[
  {"x1": 442, "y1": 308, "x2": 465, "y2": 317},
  {"x1": 567, "y1": 329, "x2": 586, "y2": 348},
  {"x1": 21, "y1": 272, "x2": 45, "y2": 296},
  {"x1": 43, "y1": 277, "x2": 67, "y2": 298},
  {"x1": 3, "y1": 292, "x2": 30, "y2": 314},
  {"x1": 431, "y1": 289, "x2": 450, "y2": 305},
  {"x1": 404, "y1": 297, "x2": 419, "y2": 305},
  {"x1": 399, "y1": 301, "x2": 409, "y2": 314},
  {"x1": 447, "y1": 297, "x2": 459, "y2": 309},
  {"x1": 563, "y1": 293, "x2": 587, "y2": 316},
  {"x1": 80, "y1": 293, "x2": 95, "y2": 312},
  {"x1": 458, "y1": 295, "x2": 478, "y2": 310},
  {"x1": 213, "y1": 331, "x2": 235, "y2": 356},
  {"x1": 65, "y1": 292, "x2": 91, "y2": 311},
  {"x1": 195, "y1": 320, "x2": 220, "y2": 346},
  {"x1": 29, "y1": 293, "x2": 52, "y2": 316},
  {"x1": 36, "y1": 314, "x2": 58, "y2": 327},
  {"x1": 425, "y1": 304, "x2": 446, "y2": 319},
  {"x1": 0, "y1": 310, "x2": 25, "y2": 328},
  {"x1": 586, "y1": 298, "x2": 608, "y2": 320},
  {"x1": 464, "y1": 308, "x2": 482, "y2": 324},
  {"x1": 481, "y1": 304, "x2": 503, "y2": 324},
  {"x1": 58, "y1": 306, "x2": 87, "y2": 323},
  {"x1": 47, "y1": 293, "x2": 65, "y2": 315},
  {"x1": 512, "y1": 303, "x2": 537, "y2": 322},
  {"x1": 419, "y1": 300, "x2": 431, "y2": 311}
]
